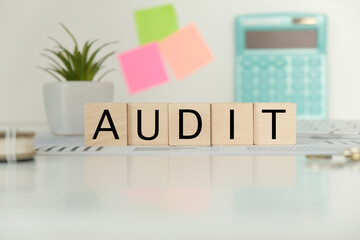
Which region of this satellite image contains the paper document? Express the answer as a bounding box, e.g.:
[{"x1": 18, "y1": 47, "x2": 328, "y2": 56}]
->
[{"x1": 34, "y1": 134, "x2": 360, "y2": 156}]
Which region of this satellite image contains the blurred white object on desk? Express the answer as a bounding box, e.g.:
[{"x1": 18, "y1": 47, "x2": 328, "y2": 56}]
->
[
  {"x1": 297, "y1": 120, "x2": 360, "y2": 138},
  {"x1": 0, "y1": 127, "x2": 35, "y2": 162}
]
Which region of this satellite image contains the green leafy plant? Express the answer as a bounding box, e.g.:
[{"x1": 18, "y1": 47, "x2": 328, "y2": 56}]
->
[{"x1": 39, "y1": 23, "x2": 117, "y2": 81}]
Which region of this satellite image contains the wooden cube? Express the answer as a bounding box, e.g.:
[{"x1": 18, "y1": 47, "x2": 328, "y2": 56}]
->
[
  {"x1": 128, "y1": 103, "x2": 168, "y2": 145},
  {"x1": 169, "y1": 103, "x2": 211, "y2": 146},
  {"x1": 85, "y1": 103, "x2": 127, "y2": 146},
  {"x1": 211, "y1": 103, "x2": 253, "y2": 145},
  {"x1": 253, "y1": 103, "x2": 296, "y2": 145}
]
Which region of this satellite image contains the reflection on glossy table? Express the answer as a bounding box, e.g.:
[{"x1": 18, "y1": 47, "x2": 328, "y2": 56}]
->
[{"x1": 1, "y1": 155, "x2": 360, "y2": 240}]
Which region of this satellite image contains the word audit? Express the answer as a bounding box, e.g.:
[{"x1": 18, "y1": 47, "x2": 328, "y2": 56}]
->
[{"x1": 85, "y1": 103, "x2": 296, "y2": 146}]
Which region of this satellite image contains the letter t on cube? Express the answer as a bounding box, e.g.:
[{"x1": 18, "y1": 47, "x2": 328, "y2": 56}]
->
[{"x1": 254, "y1": 103, "x2": 296, "y2": 145}]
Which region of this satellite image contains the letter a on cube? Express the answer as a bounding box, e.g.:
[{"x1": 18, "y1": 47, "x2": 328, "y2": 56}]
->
[{"x1": 85, "y1": 103, "x2": 128, "y2": 146}]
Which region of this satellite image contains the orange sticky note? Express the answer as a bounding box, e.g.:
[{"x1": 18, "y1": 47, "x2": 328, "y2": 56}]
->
[{"x1": 159, "y1": 23, "x2": 213, "y2": 80}]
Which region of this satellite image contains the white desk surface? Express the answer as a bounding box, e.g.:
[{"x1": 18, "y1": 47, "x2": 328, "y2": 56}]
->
[
  {"x1": 1, "y1": 124, "x2": 360, "y2": 239},
  {"x1": 1, "y1": 154, "x2": 360, "y2": 239}
]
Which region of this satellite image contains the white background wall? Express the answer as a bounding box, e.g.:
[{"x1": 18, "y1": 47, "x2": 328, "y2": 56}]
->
[{"x1": 1, "y1": 0, "x2": 360, "y2": 123}]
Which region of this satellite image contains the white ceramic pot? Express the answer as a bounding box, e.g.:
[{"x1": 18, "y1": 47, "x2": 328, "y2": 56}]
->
[{"x1": 43, "y1": 81, "x2": 114, "y2": 135}]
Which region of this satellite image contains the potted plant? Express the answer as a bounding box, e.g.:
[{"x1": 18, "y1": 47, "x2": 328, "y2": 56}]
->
[{"x1": 39, "y1": 24, "x2": 117, "y2": 135}]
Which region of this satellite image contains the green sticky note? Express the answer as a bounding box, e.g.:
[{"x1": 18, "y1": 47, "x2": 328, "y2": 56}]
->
[{"x1": 135, "y1": 4, "x2": 178, "y2": 45}]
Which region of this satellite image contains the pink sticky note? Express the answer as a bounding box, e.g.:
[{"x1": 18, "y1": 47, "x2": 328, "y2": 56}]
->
[
  {"x1": 159, "y1": 23, "x2": 213, "y2": 79},
  {"x1": 118, "y1": 43, "x2": 168, "y2": 94}
]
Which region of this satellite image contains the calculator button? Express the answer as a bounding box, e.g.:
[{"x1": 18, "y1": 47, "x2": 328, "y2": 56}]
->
[
  {"x1": 309, "y1": 105, "x2": 322, "y2": 114},
  {"x1": 242, "y1": 95, "x2": 253, "y2": 102},
  {"x1": 274, "y1": 58, "x2": 286, "y2": 68},
  {"x1": 308, "y1": 58, "x2": 321, "y2": 67},
  {"x1": 259, "y1": 78, "x2": 270, "y2": 85},
  {"x1": 275, "y1": 77, "x2": 287, "y2": 84},
  {"x1": 274, "y1": 95, "x2": 286, "y2": 102},
  {"x1": 292, "y1": 82, "x2": 305, "y2": 90},
  {"x1": 241, "y1": 58, "x2": 253, "y2": 68},
  {"x1": 292, "y1": 58, "x2": 304, "y2": 67},
  {"x1": 309, "y1": 89, "x2": 322, "y2": 95},
  {"x1": 309, "y1": 94, "x2": 322, "y2": 103},
  {"x1": 309, "y1": 82, "x2": 322, "y2": 90},
  {"x1": 258, "y1": 71, "x2": 269, "y2": 79},
  {"x1": 259, "y1": 83, "x2": 270, "y2": 90},
  {"x1": 252, "y1": 95, "x2": 260, "y2": 102},
  {"x1": 290, "y1": 95, "x2": 305, "y2": 103},
  {"x1": 275, "y1": 90, "x2": 287, "y2": 97},
  {"x1": 292, "y1": 71, "x2": 304, "y2": 80},
  {"x1": 259, "y1": 90, "x2": 271, "y2": 99},
  {"x1": 258, "y1": 58, "x2": 270, "y2": 68},
  {"x1": 297, "y1": 103, "x2": 305, "y2": 114},
  {"x1": 259, "y1": 95, "x2": 270, "y2": 102},
  {"x1": 308, "y1": 71, "x2": 321, "y2": 79},
  {"x1": 290, "y1": 95, "x2": 305, "y2": 113},
  {"x1": 269, "y1": 85, "x2": 277, "y2": 92},
  {"x1": 241, "y1": 83, "x2": 253, "y2": 91},
  {"x1": 275, "y1": 82, "x2": 287, "y2": 90},
  {"x1": 269, "y1": 95, "x2": 276, "y2": 102},
  {"x1": 274, "y1": 71, "x2": 287, "y2": 80},
  {"x1": 241, "y1": 71, "x2": 254, "y2": 80}
]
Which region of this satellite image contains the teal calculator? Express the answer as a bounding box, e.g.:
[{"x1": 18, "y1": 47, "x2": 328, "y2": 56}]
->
[{"x1": 235, "y1": 13, "x2": 327, "y2": 119}]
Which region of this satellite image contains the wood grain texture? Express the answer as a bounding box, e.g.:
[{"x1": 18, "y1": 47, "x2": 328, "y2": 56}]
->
[
  {"x1": 168, "y1": 103, "x2": 211, "y2": 146},
  {"x1": 85, "y1": 103, "x2": 127, "y2": 146},
  {"x1": 128, "y1": 103, "x2": 168, "y2": 145},
  {"x1": 253, "y1": 103, "x2": 296, "y2": 145},
  {"x1": 211, "y1": 103, "x2": 253, "y2": 145}
]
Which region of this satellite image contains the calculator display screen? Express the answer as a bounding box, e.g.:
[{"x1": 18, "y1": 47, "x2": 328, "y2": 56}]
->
[{"x1": 246, "y1": 30, "x2": 317, "y2": 49}]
